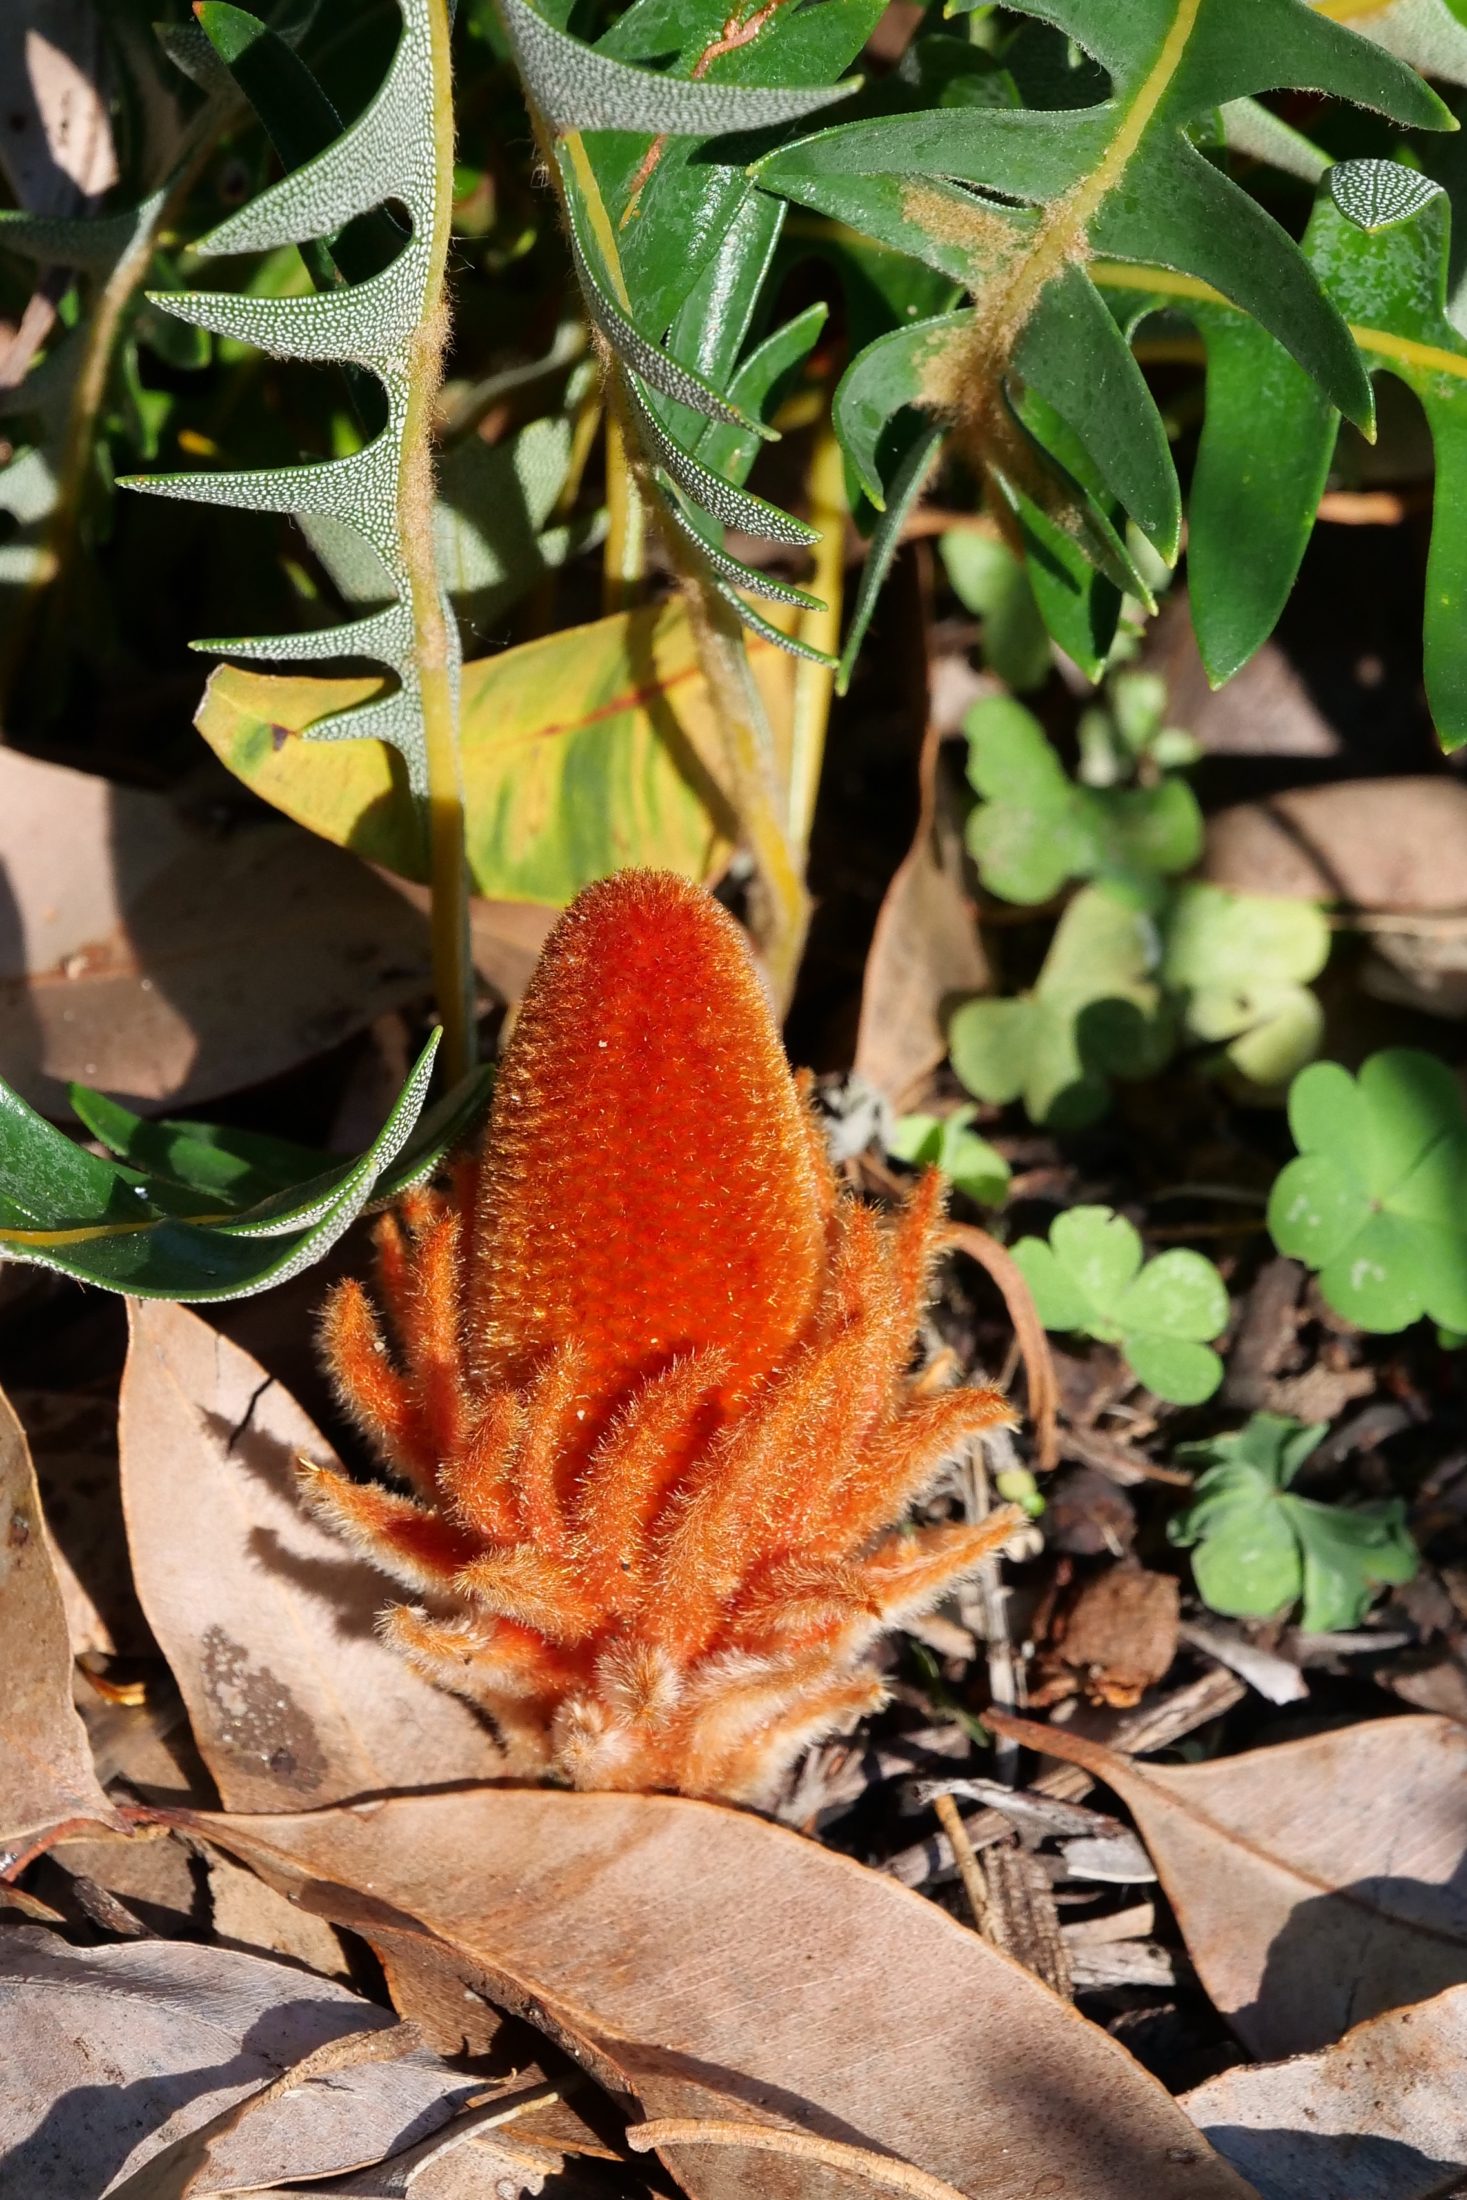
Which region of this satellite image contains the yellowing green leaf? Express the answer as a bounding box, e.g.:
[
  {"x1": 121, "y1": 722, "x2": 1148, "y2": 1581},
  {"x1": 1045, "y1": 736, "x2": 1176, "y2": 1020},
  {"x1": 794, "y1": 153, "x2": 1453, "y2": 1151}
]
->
[{"x1": 194, "y1": 600, "x2": 788, "y2": 906}]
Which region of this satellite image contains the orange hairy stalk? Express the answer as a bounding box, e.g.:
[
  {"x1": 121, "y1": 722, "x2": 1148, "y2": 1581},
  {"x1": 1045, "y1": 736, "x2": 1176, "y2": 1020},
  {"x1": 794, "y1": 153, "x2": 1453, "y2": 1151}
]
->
[{"x1": 314, "y1": 871, "x2": 1018, "y2": 1803}]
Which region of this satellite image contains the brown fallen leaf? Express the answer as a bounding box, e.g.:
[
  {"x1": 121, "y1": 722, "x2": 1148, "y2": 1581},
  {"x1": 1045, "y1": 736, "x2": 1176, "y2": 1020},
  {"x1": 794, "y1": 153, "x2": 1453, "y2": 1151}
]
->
[
  {"x1": 988, "y1": 1709, "x2": 1467, "y2": 2058},
  {"x1": 1203, "y1": 778, "x2": 1467, "y2": 912},
  {"x1": 0, "y1": 1930, "x2": 484, "y2": 2196},
  {"x1": 16, "y1": 1385, "x2": 149, "y2": 1659},
  {"x1": 0, "y1": 1379, "x2": 122, "y2": 1859},
  {"x1": 0, "y1": 748, "x2": 444, "y2": 1115},
  {"x1": 118, "y1": 1301, "x2": 505, "y2": 1811},
  {"x1": 1182, "y1": 1982, "x2": 1467, "y2": 2200},
  {"x1": 853, "y1": 720, "x2": 989, "y2": 1112},
  {"x1": 178, "y1": 1786, "x2": 1256, "y2": 2200}
]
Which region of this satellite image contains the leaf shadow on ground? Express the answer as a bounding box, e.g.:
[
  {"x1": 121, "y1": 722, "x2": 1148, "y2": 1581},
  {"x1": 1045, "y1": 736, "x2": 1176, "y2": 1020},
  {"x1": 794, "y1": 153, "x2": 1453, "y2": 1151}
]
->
[
  {"x1": 1239, "y1": 1868, "x2": 1467, "y2": 2061},
  {"x1": 1202, "y1": 2121, "x2": 1465, "y2": 2200}
]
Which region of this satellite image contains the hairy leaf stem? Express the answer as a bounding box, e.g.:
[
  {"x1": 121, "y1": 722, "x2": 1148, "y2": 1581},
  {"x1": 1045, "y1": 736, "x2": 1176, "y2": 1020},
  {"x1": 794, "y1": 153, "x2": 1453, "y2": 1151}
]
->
[{"x1": 400, "y1": 0, "x2": 474, "y2": 1086}]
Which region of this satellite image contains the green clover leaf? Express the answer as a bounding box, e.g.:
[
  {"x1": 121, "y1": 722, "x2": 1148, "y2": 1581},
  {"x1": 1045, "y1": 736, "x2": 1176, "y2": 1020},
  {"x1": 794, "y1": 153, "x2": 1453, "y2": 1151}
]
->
[
  {"x1": 963, "y1": 696, "x2": 1202, "y2": 906},
  {"x1": 889, "y1": 1107, "x2": 1011, "y2": 1208},
  {"x1": 950, "y1": 886, "x2": 1172, "y2": 1130},
  {"x1": 1012, "y1": 1205, "x2": 1229, "y2": 1405},
  {"x1": 1268, "y1": 1049, "x2": 1467, "y2": 1333},
  {"x1": 1170, "y1": 1413, "x2": 1418, "y2": 1631},
  {"x1": 1162, "y1": 883, "x2": 1330, "y2": 1088}
]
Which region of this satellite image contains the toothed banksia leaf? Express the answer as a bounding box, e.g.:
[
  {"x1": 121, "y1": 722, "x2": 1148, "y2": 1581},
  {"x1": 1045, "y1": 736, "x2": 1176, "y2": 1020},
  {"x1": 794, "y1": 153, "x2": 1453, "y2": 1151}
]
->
[
  {"x1": 124, "y1": 0, "x2": 458, "y2": 804},
  {"x1": 312, "y1": 871, "x2": 1019, "y2": 1803}
]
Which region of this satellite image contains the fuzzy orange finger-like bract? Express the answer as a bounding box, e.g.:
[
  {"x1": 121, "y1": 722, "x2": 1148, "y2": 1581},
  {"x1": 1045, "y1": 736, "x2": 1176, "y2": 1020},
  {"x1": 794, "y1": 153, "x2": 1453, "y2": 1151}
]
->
[{"x1": 315, "y1": 870, "x2": 1017, "y2": 1803}]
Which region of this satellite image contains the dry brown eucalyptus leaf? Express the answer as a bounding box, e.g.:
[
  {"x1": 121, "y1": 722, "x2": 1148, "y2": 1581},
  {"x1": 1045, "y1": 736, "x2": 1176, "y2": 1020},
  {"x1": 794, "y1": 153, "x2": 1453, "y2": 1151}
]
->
[
  {"x1": 0, "y1": 1931, "x2": 480, "y2": 2197},
  {"x1": 1203, "y1": 778, "x2": 1467, "y2": 912},
  {"x1": 1182, "y1": 1982, "x2": 1467, "y2": 2199},
  {"x1": 0, "y1": 1380, "x2": 122, "y2": 1858},
  {"x1": 0, "y1": 749, "x2": 445, "y2": 1116},
  {"x1": 853, "y1": 720, "x2": 988, "y2": 1111},
  {"x1": 179, "y1": 1787, "x2": 1256, "y2": 2200},
  {"x1": 118, "y1": 1301, "x2": 504, "y2": 1811},
  {"x1": 989, "y1": 1709, "x2": 1467, "y2": 2058}
]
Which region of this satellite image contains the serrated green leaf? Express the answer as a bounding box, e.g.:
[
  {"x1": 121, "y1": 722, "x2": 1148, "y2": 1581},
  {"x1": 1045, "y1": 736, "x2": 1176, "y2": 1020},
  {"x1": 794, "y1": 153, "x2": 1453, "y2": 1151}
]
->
[
  {"x1": 70, "y1": 1061, "x2": 493, "y2": 1216},
  {"x1": 0, "y1": 1038, "x2": 442, "y2": 1302},
  {"x1": 497, "y1": 0, "x2": 860, "y2": 139},
  {"x1": 126, "y1": 0, "x2": 461, "y2": 808},
  {"x1": 755, "y1": 0, "x2": 1450, "y2": 662}
]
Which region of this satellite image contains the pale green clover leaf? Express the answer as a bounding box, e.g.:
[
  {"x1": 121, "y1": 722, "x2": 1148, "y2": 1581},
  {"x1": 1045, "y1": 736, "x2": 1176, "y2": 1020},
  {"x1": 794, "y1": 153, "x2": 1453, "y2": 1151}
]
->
[
  {"x1": 950, "y1": 886, "x2": 1172, "y2": 1131},
  {"x1": 1169, "y1": 1413, "x2": 1418, "y2": 1632},
  {"x1": 964, "y1": 696, "x2": 1201, "y2": 906},
  {"x1": 1162, "y1": 883, "x2": 1329, "y2": 1088},
  {"x1": 889, "y1": 1106, "x2": 1011, "y2": 1208},
  {"x1": 1268, "y1": 1048, "x2": 1467, "y2": 1333},
  {"x1": 1012, "y1": 1204, "x2": 1229, "y2": 1405}
]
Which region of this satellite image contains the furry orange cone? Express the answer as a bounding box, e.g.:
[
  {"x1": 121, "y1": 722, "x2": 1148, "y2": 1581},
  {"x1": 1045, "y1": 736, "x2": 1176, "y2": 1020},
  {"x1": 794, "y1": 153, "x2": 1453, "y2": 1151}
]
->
[{"x1": 311, "y1": 871, "x2": 1017, "y2": 1802}]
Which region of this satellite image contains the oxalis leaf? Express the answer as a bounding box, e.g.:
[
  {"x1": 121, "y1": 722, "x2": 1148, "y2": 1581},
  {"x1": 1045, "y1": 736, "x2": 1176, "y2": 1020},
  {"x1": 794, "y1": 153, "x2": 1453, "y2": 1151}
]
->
[
  {"x1": 889, "y1": 1106, "x2": 1011, "y2": 1207},
  {"x1": 0, "y1": 1033, "x2": 473, "y2": 1300},
  {"x1": 1162, "y1": 882, "x2": 1329, "y2": 1089},
  {"x1": 964, "y1": 693, "x2": 1202, "y2": 905},
  {"x1": 123, "y1": 0, "x2": 458, "y2": 801},
  {"x1": 1013, "y1": 1203, "x2": 1229, "y2": 1405},
  {"x1": 1268, "y1": 1047, "x2": 1467, "y2": 1332},
  {"x1": 1170, "y1": 1412, "x2": 1418, "y2": 1631},
  {"x1": 950, "y1": 884, "x2": 1172, "y2": 1131},
  {"x1": 754, "y1": 0, "x2": 1450, "y2": 660}
]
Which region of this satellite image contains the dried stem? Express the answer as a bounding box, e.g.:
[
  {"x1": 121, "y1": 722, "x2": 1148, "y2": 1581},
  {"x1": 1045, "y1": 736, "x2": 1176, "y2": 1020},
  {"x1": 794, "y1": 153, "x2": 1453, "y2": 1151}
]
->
[
  {"x1": 628, "y1": 2119, "x2": 972, "y2": 2200},
  {"x1": 942, "y1": 1222, "x2": 1059, "y2": 1470}
]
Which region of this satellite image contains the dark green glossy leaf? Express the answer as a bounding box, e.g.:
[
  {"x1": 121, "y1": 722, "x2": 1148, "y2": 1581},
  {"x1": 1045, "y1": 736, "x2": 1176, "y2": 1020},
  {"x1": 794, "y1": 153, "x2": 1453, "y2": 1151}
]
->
[{"x1": 0, "y1": 1038, "x2": 452, "y2": 1302}]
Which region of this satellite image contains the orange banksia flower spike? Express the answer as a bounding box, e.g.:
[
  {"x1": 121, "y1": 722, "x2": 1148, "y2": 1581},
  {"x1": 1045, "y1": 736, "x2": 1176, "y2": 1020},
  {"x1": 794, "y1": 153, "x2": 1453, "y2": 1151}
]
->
[{"x1": 312, "y1": 870, "x2": 1019, "y2": 1804}]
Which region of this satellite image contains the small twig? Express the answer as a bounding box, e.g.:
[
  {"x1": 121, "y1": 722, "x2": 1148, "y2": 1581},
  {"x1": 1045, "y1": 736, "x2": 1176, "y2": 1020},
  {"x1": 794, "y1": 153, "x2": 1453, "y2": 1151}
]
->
[
  {"x1": 932, "y1": 1792, "x2": 996, "y2": 1939},
  {"x1": 942, "y1": 1222, "x2": 1059, "y2": 1470},
  {"x1": 628, "y1": 2119, "x2": 972, "y2": 2200}
]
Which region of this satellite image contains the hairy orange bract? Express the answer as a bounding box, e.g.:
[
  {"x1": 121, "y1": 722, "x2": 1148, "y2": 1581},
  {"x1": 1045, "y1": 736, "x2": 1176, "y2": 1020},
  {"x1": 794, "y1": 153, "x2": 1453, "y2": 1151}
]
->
[{"x1": 313, "y1": 870, "x2": 1016, "y2": 1802}]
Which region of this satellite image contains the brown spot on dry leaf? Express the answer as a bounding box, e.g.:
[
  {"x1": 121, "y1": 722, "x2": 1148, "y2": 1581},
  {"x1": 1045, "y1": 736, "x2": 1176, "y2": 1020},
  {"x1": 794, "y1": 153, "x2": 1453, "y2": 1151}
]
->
[{"x1": 118, "y1": 1301, "x2": 505, "y2": 1811}]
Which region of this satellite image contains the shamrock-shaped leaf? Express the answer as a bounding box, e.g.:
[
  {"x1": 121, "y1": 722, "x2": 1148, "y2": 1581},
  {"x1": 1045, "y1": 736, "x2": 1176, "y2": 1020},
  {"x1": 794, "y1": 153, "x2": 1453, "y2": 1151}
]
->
[
  {"x1": 950, "y1": 887, "x2": 1172, "y2": 1130},
  {"x1": 1162, "y1": 883, "x2": 1329, "y2": 1088},
  {"x1": 889, "y1": 1107, "x2": 1011, "y2": 1207},
  {"x1": 1170, "y1": 1413, "x2": 1418, "y2": 1631},
  {"x1": 1013, "y1": 1205, "x2": 1229, "y2": 1404},
  {"x1": 964, "y1": 698, "x2": 1202, "y2": 907},
  {"x1": 939, "y1": 534, "x2": 1051, "y2": 693},
  {"x1": 1268, "y1": 1049, "x2": 1467, "y2": 1333}
]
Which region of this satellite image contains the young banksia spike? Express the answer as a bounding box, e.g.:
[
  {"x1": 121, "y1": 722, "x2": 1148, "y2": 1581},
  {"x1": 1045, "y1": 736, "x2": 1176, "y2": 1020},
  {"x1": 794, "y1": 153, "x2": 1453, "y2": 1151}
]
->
[{"x1": 313, "y1": 871, "x2": 1018, "y2": 1803}]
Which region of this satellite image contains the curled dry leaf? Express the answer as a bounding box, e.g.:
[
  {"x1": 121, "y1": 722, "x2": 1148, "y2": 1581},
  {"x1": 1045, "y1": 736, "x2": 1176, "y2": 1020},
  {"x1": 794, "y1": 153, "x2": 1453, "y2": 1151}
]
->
[
  {"x1": 1183, "y1": 1982, "x2": 1467, "y2": 2200},
  {"x1": 853, "y1": 718, "x2": 989, "y2": 1111},
  {"x1": 178, "y1": 1786, "x2": 1254, "y2": 2200},
  {"x1": 989, "y1": 1709, "x2": 1467, "y2": 2058},
  {"x1": 0, "y1": 1931, "x2": 485, "y2": 2197},
  {"x1": 0, "y1": 1379, "x2": 122, "y2": 1859},
  {"x1": 118, "y1": 1300, "x2": 505, "y2": 1811}
]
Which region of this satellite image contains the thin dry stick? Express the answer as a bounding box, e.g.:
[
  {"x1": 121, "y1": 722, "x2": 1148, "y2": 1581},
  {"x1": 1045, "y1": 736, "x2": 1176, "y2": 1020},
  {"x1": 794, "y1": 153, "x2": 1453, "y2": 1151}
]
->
[
  {"x1": 943, "y1": 1222, "x2": 1059, "y2": 1470},
  {"x1": 627, "y1": 2119, "x2": 971, "y2": 2200},
  {"x1": 932, "y1": 1791, "x2": 995, "y2": 1940}
]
